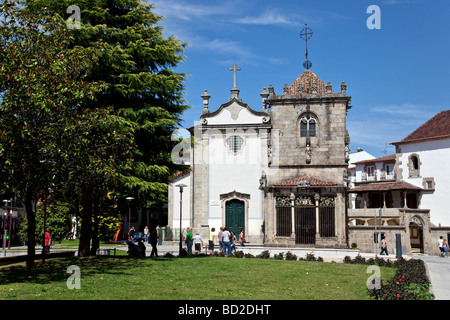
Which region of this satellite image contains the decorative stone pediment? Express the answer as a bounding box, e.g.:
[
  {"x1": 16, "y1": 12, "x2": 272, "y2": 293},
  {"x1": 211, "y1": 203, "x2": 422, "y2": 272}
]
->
[
  {"x1": 220, "y1": 190, "x2": 251, "y2": 201},
  {"x1": 200, "y1": 97, "x2": 268, "y2": 126}
]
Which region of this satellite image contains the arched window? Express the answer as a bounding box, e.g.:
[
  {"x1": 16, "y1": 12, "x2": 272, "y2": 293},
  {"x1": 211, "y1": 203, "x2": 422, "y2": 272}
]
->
[
  {"x1": 408, "y1": 154, "x2": 421, "y2": 178},
  {"x1": 300, "y1": 114, "x2": 316, "y2": 137},
  {"x1": 411, "y1": 156, "x2": 419, "y2": 170}
]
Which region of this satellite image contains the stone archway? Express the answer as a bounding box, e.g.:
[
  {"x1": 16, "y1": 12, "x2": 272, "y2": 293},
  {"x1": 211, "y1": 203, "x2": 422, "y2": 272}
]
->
[{"x1": 409, "y1": 216, "x2": 424, "y2": 253}]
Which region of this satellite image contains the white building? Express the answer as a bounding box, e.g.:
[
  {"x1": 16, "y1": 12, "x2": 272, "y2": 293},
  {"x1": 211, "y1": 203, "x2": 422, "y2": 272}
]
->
[
  {"x1": 347, "y1": 110, "x2": 450, "y2": 255},
  {"x1": 391, "y1": 110, "x2": 450, "y2": 228}
]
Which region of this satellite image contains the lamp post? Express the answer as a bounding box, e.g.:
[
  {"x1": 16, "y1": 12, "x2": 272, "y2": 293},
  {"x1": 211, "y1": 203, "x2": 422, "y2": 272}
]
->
[
  {"x1": 8, "y1": 199, "x2": 12, "y2": 249},
  {"x1": 126, "y1": 197, "x2": 134, "y2": 240},
  {"x1": 41, "y1": 195, "x2": 48, "y2": 267},
  {"x1": 2, "y1": 200, "x2": 11, "y2": 257},
  {"x1": 175, "y1": 184, "x2": 187, "y2": 255}
]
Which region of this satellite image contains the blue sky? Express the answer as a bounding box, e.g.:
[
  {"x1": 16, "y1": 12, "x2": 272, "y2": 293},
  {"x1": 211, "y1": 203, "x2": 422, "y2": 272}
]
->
[{"x1": 150, "y1": 0, "x2": 450, "y2": 158}]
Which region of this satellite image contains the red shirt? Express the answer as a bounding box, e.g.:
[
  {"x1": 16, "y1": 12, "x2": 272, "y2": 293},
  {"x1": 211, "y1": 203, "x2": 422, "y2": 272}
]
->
[{"x1": 44, "y1": 232, "x2": 51, "y2": 246}]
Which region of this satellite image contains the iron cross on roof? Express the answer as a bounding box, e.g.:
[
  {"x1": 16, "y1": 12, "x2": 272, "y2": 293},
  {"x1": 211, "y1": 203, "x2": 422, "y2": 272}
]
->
[
  {"x1": 299, "y1": 24, "x2": 313, "y2": 70},
  {"x1": 229, "y1": 63, "x2": 241, "y2": 89}
]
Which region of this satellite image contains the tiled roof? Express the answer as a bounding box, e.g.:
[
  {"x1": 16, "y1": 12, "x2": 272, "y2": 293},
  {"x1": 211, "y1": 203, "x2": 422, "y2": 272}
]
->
[
  {"x1": 349, "y1": 181, "x2": 423, "y2": 193},
  {"x1": 288, "y1": 70, "x2": 329, "y2": 95},
  {"x1": 272, "y1": 176, "x2": 338, "y2": 188},
  {"x1": 391, "y1": 110, "x2": 450, "y2": 145},
  {"x1": 352, "y1": 154, "x2": 396, "y2": 165},
  {"x1": 169, "y1": 165, "x2": 191, "y2": 181}
]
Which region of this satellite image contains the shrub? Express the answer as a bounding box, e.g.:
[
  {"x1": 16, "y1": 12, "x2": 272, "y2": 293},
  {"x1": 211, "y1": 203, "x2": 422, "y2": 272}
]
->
[
  {"x1": 305, "y1": 253, "x2": 317, "y2": 262},
  {"x1": 256, "y1": 250, "x2": 271, "y2": 259},
  {"x1": 231, "y1": 251, "x2": 244, "y2": 258},
  {"x1": 368, "y1": 258, "x2": 434, "y2": 300},
  {"x1": 352, "y1": 255, "x2": 366, "y2": 264},
  {"x1": 244, "y1": 253, "x2": 255, "y2": 258},
  {"x1": 273, "y1": 252, "x2": 284, "y2": 260},
  {"x1": 285, "y1": 251, "x2": 297, "y2": 261},
  {"x1": 343, "y1": 256, "x2": 352, "y2": 264}
]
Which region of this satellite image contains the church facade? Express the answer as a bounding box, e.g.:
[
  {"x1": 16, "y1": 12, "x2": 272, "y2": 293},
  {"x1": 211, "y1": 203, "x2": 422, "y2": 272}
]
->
[{"x1": 168, "y1": 67, "x2": 353, "y2": 248}]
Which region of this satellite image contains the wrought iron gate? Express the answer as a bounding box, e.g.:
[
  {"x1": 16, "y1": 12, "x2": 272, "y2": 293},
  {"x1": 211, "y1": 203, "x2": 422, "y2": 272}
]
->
[{"x1": 275, "y1": 195, "x2": 335, "y2": 245}]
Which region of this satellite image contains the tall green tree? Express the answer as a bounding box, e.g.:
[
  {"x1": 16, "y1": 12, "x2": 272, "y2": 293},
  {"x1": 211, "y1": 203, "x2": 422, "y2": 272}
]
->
[
  {"x1": 0, "y1": 0, "x2": 102, "y2": 268},
  {"x1": 26, "y1": 0, "x2": 190, "y2": 255}
]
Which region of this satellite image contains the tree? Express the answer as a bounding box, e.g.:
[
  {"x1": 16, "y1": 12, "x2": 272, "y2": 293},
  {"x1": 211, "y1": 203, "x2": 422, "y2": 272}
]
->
[
  {"x1": 19, "y1": 201, "x2": 73, "y2": 244},
  {"x1": 26, "y1": 0, "x2": 190, "y2": 255},
  {"x1": 0, "y1": 0, "x2": 101, "y2": 268}
]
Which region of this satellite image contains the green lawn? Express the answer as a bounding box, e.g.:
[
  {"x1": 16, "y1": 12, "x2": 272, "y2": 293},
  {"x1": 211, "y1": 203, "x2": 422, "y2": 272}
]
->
[
  {"x1": 0, "y1": 256, "x2": 396, "y2": 300},
  {"x1": 53, "y1": 239, "x2": 127, "y2": 248}
]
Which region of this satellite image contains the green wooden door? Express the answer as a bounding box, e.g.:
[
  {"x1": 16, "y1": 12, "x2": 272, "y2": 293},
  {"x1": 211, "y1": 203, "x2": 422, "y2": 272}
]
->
[{"x1": 225, "y1": 199, "x2": 245, "y2": 237}]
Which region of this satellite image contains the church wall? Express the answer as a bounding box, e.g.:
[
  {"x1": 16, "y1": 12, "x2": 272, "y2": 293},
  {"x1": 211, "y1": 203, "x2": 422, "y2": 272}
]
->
[
  {"x1": 269, "y1": 100, "x2": 348, "y2": 171},
  {"x1": 207, "y1": 131, "x2": 265, "y2": 243}
]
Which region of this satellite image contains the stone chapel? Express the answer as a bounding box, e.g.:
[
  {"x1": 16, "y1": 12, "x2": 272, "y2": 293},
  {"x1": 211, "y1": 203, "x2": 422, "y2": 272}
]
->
[{"x1": 168, "y1": 66, "x2": 352, "y2": 248}]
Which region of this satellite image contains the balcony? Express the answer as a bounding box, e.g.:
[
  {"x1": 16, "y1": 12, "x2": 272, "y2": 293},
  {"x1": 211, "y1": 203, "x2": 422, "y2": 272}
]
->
[{"x1": 359, "y1": 171, "x2": 396, "y2": 183}]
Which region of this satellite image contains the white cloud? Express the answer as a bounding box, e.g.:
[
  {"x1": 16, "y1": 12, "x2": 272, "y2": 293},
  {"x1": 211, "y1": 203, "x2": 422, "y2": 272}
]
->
[
  {"x1": 151, "y1": 0, "x2": 231, "y2": 22},
  {"x1": 237, "y1": 11, "x2": 296, "y2": 26},
  {"x1": 347, "y1": 103, "x2": 441, "y2": 155}
]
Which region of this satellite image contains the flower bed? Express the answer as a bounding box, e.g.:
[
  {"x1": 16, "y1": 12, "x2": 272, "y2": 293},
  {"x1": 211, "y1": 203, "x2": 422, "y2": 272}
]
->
[{"x1": 368, "y1": 257, "x2": 434, "y2": 300}]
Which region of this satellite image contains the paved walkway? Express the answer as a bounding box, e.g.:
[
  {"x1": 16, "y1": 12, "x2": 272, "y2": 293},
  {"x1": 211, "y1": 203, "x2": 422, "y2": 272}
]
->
[{"x1": 411, "y1": 255, "x2": 450, "y2": 300}]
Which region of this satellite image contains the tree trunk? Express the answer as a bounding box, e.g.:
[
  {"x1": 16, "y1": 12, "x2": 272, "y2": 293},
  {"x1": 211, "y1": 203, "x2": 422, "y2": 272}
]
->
[
  {"x1": 78, "y1": 197, "x2": 93, "y2": 257},
  {"x1": 90, "y1": 210, "x2": 100, "y2": 256},
  {"x1": 25, "y1": 190, "x2": 35, "y2": 270}
]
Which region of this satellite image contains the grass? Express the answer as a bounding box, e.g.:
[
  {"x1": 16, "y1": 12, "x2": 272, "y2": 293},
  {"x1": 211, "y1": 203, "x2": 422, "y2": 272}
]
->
[
  {"x1": 53, "y1": 239, "x2": 127, "y2": 248},
  {"x1": 0, "y1": 256, "x2": 396, "y2": 300}
]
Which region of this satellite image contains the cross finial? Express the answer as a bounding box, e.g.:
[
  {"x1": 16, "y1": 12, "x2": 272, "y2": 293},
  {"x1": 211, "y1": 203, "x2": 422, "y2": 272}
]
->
[
  {"x1": 299, "y1": 24, "x2": 313, "y2": 70},
  {"x1": 229, "y1": 63, "x2": 241, "y2": 89}
]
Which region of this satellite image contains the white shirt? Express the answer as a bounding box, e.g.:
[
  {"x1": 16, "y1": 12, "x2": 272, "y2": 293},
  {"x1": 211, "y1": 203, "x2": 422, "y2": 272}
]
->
[
  {"x1": 222, "y1": 230, "x2": 230, "y2": 242},
  {"x1": 193, "y1": 234, "x2": 202, "y2": 244}
]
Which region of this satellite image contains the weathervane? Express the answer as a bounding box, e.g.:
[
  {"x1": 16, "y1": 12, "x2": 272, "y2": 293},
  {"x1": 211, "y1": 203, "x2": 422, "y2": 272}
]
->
[{"x1": 299, "y1": 24, "x2": 313, "y2": 70}]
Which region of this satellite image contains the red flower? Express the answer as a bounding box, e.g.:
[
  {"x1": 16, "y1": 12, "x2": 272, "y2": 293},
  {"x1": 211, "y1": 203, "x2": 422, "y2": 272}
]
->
[{"x1": 397, "y1": 294, "x2": 400, "y2": 298}]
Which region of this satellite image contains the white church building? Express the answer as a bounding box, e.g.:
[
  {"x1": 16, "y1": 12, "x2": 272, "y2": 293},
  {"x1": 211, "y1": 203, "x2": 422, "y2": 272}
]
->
[{"x1": 169, "y1": 63, "x2": 353, "y2": 249}]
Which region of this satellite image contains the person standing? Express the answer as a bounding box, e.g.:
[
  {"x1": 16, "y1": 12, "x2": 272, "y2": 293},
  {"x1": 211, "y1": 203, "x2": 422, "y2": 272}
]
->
[
  {"x1": 42, "y1": 230, "x2": 51, "y2": 254},
  {"x1": 222, "y1": 228, "x2": 231, "y2": 256},
  {"x1": 230, "y1": 231, "x2": 236, "y2": 254},
  {"x1": 439, "y1": 236, "x2": 444, "y2": 257},
  {"x1": 218, "y1": 227, "x2": 224, "y2": 254},
  {"x1": 186, "y1": 228, "x2": 193, "y2": 253},
  {"x1": 144, "y1": 226, "x2": 149, "y2": 242},
  {"x1": 379, "y1": 236, "x2": 388, "y2": 256},
  {"x1": 443, "y1": 238, "x2": 449, "y2": 258},
  {"x1": 193, "y1": 232, "x2": 203, "y2": 255},
  {"x1": 149, "y1": 227, "x2": 158, "y2": 257},
  {"x1": 208, "y1": 228, "x2": 215, "y2": 255},
  {"x1": 129, "y1": 226, "x2": 135, "y2": 240},
  {"x1": 239, "y1": 229, "x2": 245, "y2": 247}
]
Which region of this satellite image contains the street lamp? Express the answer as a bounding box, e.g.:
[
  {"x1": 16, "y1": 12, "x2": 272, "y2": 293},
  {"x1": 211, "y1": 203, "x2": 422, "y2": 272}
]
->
[
  {"x1": 41, "y1": 195, "x2": 48, "y2": 267},
  {"x1": 175, "y1": 184, "x2": 187, "y2": 255},
  {"x1": 2, "y1": 199, "x2": 11, "y2": 257},
  {"x1": 126, "y1": 197, "x2": 134, "y2": 240}
]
